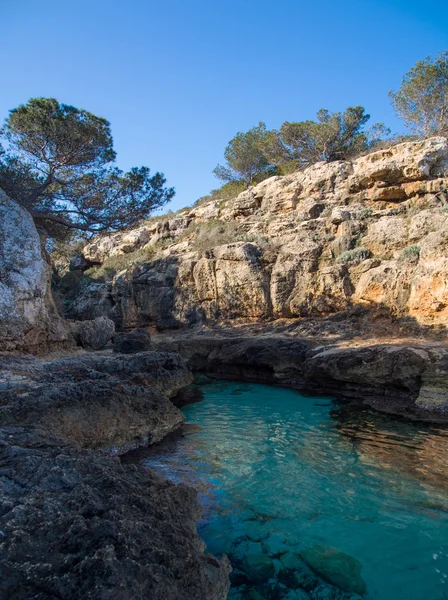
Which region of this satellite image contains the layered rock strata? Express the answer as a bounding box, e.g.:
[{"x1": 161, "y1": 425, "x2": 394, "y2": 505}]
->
[
  {"x1": 0, "y1": 350, "x2": 192, "y2": 453},
  {"x1": 65, "y1": 138, "x2": 448, "y2": 334}
]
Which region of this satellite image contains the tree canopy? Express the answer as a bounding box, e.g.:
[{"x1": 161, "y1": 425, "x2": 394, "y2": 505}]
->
[
  {"x1": 0, "y1": 98, "x2": 174, "y2": 239},
  {"x1": 272, "y1": 107, "x2": 388, "y2": 167},
  {"x1": 389, "y1": 51, "x2": 448, "y2": 136},
  {"x1": 213, "y1": 108, "x2": 389, "y2": 188},
  {"x1": 213, "y1": 122, "x2": 275, "y2": 186}
]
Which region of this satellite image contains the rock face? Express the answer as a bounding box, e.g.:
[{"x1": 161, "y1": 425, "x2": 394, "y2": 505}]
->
[
  {"x1": 152, "y1": 335, "x2": 448, "y2": 421},
  {"x1": 0, "y1": 189, "x2": 71, "y2": 351},
  {"x1": 70, "y1": 316, "x2": 115, "y2": 349},
  {"x1": 114, "y1": 327, "x2": 152, "y2": 353},
  {"x1": 0, "y1": 349, "x2": 232, "y2": 598},
  {"x1": 0, "y1": 427, "x2": 231, "y2": 600},
  {"x1": 61, "y1": 137, "x2": 448, "y2": 335},
  {"x1": 0, "y1": 350, "x2": 192, "y2": 453}
]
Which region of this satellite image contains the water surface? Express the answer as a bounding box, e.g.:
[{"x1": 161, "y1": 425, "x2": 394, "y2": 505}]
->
[{"x1": 142, "y1": 379, "x2": 448, "y2": 600}]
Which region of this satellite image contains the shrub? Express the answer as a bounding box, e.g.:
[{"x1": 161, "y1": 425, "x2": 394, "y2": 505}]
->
[
  {"x1": 84, "y1": 245, "x2": 157, "y2": 280},
  {"x1": 357, "y1": 208, "x2": 373, "y2": 220},
  {"x1": 337, "y1": 247, "x2": 371, "y2": 263},
  {"x1": 186, "y1": 220, "x2": 242, "y2": 253},
  {"x1": 398, "y1": 245, "x2": 420, "y2": 261}
]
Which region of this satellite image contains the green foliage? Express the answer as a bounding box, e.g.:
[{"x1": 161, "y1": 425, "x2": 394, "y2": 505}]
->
[
  {"x1": 213, "y1": 109, "x2": 390, "y2": 187},
  {"x1": 389, "y1": 52, "x2": 448, "y2": 136},
  {"x1": 184, "y1": 220, "x2": 278, "y2": 256},
  {"x1": 194, "y1": 180, "x2": 247, "y2": 208},
  {"x1": 84, "y1": 245, "x2": 158, "y2": 280},
  {"x1": 398, "y1": 245, "x2": 420, "y2": 262},
  {"x1": 357, "y1": 208, "x2": 373, "y2": 220},
  {"x1": 187, "y1": 220, "x2": 242, "y2": 252},
  {"x1": 337, "y1": 247, "x2": 371, "y2": 263},
  {"x1": 268, "y1": 107, "x2": 390, "y2": 167},
  {"x1": 0, "y1": 97, "x2": 174, "y2": 238},
  {"x1": 213, "y1": 122, "x2": 276, "y2": 186}
]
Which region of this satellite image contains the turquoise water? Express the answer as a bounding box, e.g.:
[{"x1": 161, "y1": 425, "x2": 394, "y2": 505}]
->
[{"x1": 142, "y1": 379, "x2": 448, "y2": 600}]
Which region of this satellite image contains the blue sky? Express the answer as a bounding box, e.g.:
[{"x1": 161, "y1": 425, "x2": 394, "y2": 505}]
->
[{"x1": 2, "y1": 0, "x2": 448, "y2": 212}]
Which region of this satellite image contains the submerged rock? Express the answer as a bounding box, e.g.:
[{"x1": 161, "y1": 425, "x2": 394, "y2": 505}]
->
[
  {"x1": 241, "y1": 550, "x2": 275, "y2": 582},
  {"x1": 113, "y1": 327, "x2": 152, "y2": 353},
  {"x1": 300, "y1": 545, "x2": 366, "y2": 595}
]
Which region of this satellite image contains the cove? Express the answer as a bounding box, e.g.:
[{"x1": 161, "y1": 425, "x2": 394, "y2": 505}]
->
[{"x1": 141, "y1": 379, "x2": 448, "y2": 600}]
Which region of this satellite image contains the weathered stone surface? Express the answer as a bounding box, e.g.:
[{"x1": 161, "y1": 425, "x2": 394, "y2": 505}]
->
[
  {"x1": 0, "y1": 427, "x2": 231, "y2": 600},
  {"x1": 71, "y1": 316, "x2": 115, "y2": 349},
  {"x1": 57, "y1": 137, "x2": 448, "y2": 332},
  {"x1": 0, "y1": 189, "x2": 70, "y2": 351},
  {"x1": 0, "y1": 351, "x2": 192, "y2": 453},
  {"x1": 114, "y1": 327, "x2": 151, "y2": 353}
]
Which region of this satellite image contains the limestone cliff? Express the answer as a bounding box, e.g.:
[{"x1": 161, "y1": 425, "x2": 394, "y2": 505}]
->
[
  {"x1": 65, "y1": 137, "x2": 448, "y2": 337},
  {"x1": 0, "y1": 189, "x2": 71, "y2": 351}
]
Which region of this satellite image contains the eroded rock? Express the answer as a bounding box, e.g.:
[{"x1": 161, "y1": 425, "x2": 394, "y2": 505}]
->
[
  {"x1": 0, "y1": 189, "x2": 70, "y2": 351},
  {"x1": 0, "y1": 427, "x2": 231, "y2": 600},
  {"x1": 71, "y1": 316, "x2": 115, "y2": 349}
]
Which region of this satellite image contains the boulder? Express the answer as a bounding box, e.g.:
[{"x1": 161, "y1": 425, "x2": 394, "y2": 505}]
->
[
  {"x1": 71, "y1": 316, "x2": 115, "y2": 350},
  {"x1": 113, "y1": 327, "x2": 151, "y2": 353},
  {"x1": 300, "y1": 545, "x2": 366, "y2": 595},
  {"x1": 69, "y1": 254, "x2": 96, "y2": 272}
]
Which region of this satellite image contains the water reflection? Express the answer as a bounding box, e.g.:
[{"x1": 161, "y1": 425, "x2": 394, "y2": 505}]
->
[{"x1": 332, "y1": 403, "x2": 448, "y2": 497}]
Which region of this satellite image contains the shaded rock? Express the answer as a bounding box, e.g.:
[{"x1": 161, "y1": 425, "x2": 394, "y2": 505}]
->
[
  {"x1": 113, "y1": 327, "x2": 152, "y2": 353},
  {"x1": 300, "y1": 545, "x2": 366, "y2": 595},
  {"x1": 0, "y1": 427, "x2": 230, "y2": 600},
  {"x1": 69, "y1": 253, "x2": 96, "y2": 272},
  {"x1": 0, "y1": 351, "x2": 192, "y2": 453},
  {"x1": 70, "y1": 316, "x2": 115, "y2": 349}
]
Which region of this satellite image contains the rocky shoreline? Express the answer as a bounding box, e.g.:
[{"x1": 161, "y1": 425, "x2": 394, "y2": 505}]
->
[
  {"x1": 152, "y1": 333, "x2": 448, "y2": 423},
  {"x1": 2, "y1": 135, "x2": 448, "y2": 598},
  {"x1": 0, "y1": 349, "x2": 231, "y2": 599}
]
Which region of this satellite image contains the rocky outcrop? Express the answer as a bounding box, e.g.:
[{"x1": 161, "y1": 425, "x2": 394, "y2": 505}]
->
[
  {"x1": 61, "y1": 137, "x2": 448, "y2": 336},
  {"x1": 152, "y1": 335, "x2": 448, "y2": 422},
  {"x1": 0, "y1": 189, "x2": 71, "y2": 351},
  {"x1": 0, "y1": 350, "x2": 192, "y2": 453},
  {"x1": 114, "y1": 327, "x2": 151, "y2": 353},
  {"x1": 70, "y1": 315, "x2": 115, "y2": 349},
  {"x1": 0, "y1": 426, "x2": 230, "y2": 600},
  {"x1": 0, "y1": 345, "x2": 233, "y2": 597}
]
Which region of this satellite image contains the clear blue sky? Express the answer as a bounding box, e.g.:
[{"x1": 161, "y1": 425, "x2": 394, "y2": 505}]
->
[{"x1": 2, "y1": 0, "x2": 448, "y2": 212}]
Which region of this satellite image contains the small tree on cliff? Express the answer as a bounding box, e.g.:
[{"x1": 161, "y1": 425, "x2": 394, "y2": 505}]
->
[
  {"x1": 0, "y1": 98, "x2": 175, "y2": 239},
  {"x1": 389, "y1": 52, "x2": 448, "y2": 136},
  {"x1": 267, "y1": 106, "x2": 389, "y2": 168},
  {"x1": 213, "y1": 122, "x2": 275, "y2": 187}
]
